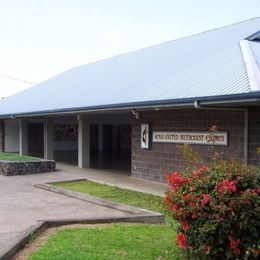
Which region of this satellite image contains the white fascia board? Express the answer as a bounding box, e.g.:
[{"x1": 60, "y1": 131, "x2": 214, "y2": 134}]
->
[{"x1": 240, "y1": 40, "x2": 260, "y2": 92}]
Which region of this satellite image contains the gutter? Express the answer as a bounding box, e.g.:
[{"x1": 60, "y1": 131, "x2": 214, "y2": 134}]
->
[
  {"x1": 194, "y1": 101, "x2": 248, "y2": 164},
  {"x1": 1, "y1": 92, "x2": 260, "y2": 119}
]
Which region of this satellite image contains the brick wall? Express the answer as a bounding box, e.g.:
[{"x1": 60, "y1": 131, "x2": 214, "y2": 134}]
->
[
  {"x1": 132, "y1": 109, "x2": 250, "y2": 183},
  {"x1": 0, "y1": 120, "x2": 5, "y2": 152},
  {"x1": 248, "y1": 108, "x2": 260, "y2": 166}
]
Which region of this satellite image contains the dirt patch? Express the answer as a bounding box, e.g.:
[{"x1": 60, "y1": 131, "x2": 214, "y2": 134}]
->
[
  {"x1": 12, "y1": 224, "x2": 119, "y2": 260},
  {"x1": 12, "y1": 227, "x2": 56, "y2": 260}
]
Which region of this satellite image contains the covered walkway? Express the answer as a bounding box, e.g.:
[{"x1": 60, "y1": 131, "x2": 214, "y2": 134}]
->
[
  {"x1": 56, "y1": 163, "x2": 167, "y2": 197},
  {"x1": 4, "y1": 112, "x2": 133, "y2": 173}
]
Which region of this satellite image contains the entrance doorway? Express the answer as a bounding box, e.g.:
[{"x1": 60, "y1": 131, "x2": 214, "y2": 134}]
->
[
  {"x1": 90, "y1": 124, "x2": 131, "y2": 172},
  {"x1": 27, "y1": 123, "x2": 44, "y2": 158},
  {"x1": 50, "y1": 113, "x2": 133, "y2": 172}
]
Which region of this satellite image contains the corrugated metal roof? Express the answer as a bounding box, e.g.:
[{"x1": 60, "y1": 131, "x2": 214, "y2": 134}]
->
[
  {"x1": 250, "y1": 41, "x2": 260, "y2": 69},
  {"x1": 0, "y1": 17, "x2": 260, "y2": 117}
]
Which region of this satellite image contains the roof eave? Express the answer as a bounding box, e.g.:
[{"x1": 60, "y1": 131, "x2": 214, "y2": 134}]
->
[{"x1": 1, "y1": 92, "x2": 260, "y2": 119}]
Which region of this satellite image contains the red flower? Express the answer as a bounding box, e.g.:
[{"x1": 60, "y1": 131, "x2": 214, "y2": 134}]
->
[
  {"x1": 228, "y1": 235, "x2": 241, "y2": 255},
  {"x1": 254, "y1": 188, "x2": 260, "y2": 194},
  {"x1": 176, "y1": 233, "x2": 188, "y2": 248},
  {"x1": 189, "y1": 202, "x2": 196, "y2": 207},
  {"x1": 193, "y1": 165, "x2": 208, "y2": 178},
  {"x1": 172, "y1": 204, "x2": 179, "y2": 211},
  {"x1": 193, "y1": 169, "x2": 200, "y2": 178},
  {"x1": 201, "y1": 194, "x2": 211, "y2": 207},
  {"x1": 200, "y1": 165, "x2": 208, "y2": 172},
  {"x1": 185, "y1": 194, "x2": 191, "y2": 200},
  {"x1": 217, "y1": 180, "x2": 237, "y2": 194},
  {"x1": 181, "y1": 221, "x2": 191, "y2": 230},
  {"x1": 167, "y1": 172, "x2": 190, "y2": 191}
]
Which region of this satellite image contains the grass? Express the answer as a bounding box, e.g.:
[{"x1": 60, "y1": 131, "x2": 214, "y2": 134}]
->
[
  {"x1": 52, "y1": 180, "x2": 164, "y2": 213},
  {"x1": 0, "y1": 152, "x2": 40, "y2": 161},
  {"x1": 29, "y1": 224, "x2": 182, "y2": 260},
  {"x1": 29, "y1": 180, "x2": 182, "y2": 259}
]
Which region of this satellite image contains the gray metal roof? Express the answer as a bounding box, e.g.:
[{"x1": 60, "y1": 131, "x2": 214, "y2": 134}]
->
[
  {"x1": 250, "y1": 41, "x2": 260, "y2": 69},
  {"x1": 0, "y1": 17, "x2": 260, "y2": 117}
]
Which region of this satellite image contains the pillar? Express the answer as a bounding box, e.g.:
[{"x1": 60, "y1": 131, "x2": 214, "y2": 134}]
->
[
  {"x1": 78, "y1": 115, "x2": 90, "y2": 168},
  {"x1": 19, "y1": 119, "x2": 28, "y2": 156},
  {"x1": 44, "y1": 119, "x2": 54, "y2": 160}
]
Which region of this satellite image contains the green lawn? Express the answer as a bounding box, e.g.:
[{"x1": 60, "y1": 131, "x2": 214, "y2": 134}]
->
[
  {"x1": 0, "y1": 152, "x2": 40, "y2": 161},
  {"x1": 29, "y1": 224, "x2": 182, "y2": 260},
  {"x1": 29, "y1": 180, "x2": 181, "y2": 259},
  {"x1": 52, "y1": 180, "x2": 164, "y2": 213}
]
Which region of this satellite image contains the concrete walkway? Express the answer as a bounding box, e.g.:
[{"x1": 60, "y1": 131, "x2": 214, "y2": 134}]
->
[
  {"x1": 0, "y1": 163, "x2": 167, "y2": 256},
  {"x1": 56, "y1": 163, "x2": 167, "y2": 196}
]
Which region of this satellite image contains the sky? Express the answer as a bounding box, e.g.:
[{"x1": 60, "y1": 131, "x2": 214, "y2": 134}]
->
[{"x1": 0, "y1": 0, "x2": 259, "y2": 98}]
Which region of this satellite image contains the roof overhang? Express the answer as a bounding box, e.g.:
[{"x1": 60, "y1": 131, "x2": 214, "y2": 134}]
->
[
  {"x1": 1, "y1": 92, "x2": 260, "y2": 119},
  {"x1": 2, "y1": 27, "x2": 260, "y2": 120}
]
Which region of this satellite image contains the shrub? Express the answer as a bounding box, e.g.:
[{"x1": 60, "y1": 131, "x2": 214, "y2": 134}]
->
[{"x1": 165, "y1": 145, "x2": 260, "y2": 259}]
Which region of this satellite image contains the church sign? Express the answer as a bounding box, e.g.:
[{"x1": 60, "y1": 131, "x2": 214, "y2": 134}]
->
[
  {"x1": 153, "y1": 131, "x2": 228, "y2": 146},
  {"x1": 141, "y1": 124, "x2": 151, "y2": 149}
]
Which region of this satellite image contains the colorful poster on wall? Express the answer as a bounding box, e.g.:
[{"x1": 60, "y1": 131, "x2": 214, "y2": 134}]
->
[{"x1": 54, "y1": 125, "x2": 78, "y2": 141}]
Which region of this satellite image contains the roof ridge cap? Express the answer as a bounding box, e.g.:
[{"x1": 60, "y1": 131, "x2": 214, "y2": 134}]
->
[{"x1": 240, "y1": 39, "x2": 260, "y2": 92}]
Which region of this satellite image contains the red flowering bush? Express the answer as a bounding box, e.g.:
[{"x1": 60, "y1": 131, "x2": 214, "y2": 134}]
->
[{"x1": 165, "y1": 145, "x2": 260, "y2": 259}]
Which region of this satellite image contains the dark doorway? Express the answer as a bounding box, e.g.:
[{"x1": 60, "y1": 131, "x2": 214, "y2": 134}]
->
[
  {"x1": 90, "y1": 124, "x2": 99, "y2": 150},
  {"x1": 103, "y1": 125, "x2": 113, "y2": 150},
  {"x1": 90, "y1": 124, "x2": 131, "y2": 172},
  {"x1": 117, "y1": 125, "x2": 131, "y2": 170},
  {"x1": 118, "y1": 125, "x2": 131, "y2": 150},
  {"x1": 28, "y1": 123, "x2": 44, "y2": 158}
]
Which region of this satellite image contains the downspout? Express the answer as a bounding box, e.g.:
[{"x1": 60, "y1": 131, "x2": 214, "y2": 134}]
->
[{"x1": 194, "y1": 101, "x2": 248, "y2": 164}]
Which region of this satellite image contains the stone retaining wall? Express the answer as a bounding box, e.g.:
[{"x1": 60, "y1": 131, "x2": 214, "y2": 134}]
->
[{"x1": 0, "y1": 160, "x2": 56, "y2": 176}]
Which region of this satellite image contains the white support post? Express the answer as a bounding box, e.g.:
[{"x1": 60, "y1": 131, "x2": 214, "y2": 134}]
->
[
  {"x1": 78, "y1": 115, "x2": 90, "y2": 168},
  {"x1": 44, "y1": 119, "x2": 54, "y2": 160},
  {"x1": 19, "y1": 119, "x2": 28, "y2": 156}
]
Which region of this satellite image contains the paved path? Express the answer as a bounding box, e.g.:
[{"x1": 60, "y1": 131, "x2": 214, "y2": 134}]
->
[
  {"x1": 0, "y1": 168, "x2": 130, "y2": 255},
  {"x1": 56, "y1": 163, "x2": 167, "y2": 196},
  {"x1": 0, "y1": 164, "x2": 167, "y2": 256}
]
